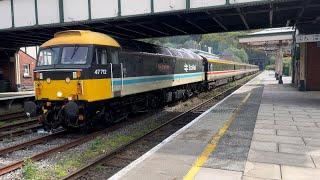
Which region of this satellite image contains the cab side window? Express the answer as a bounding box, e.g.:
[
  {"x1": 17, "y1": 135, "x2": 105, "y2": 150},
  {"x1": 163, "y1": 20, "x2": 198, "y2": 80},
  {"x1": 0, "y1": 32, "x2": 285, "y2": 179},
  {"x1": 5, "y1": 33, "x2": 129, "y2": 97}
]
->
[
  {"x1": 94, "y1": 48, "x2": 108, "y2": 65},
  {"x1": 94, "y1": 47, "x2": 119, "y2": 65},
  {"x1": 109, "y1": 49, "x2": 119, "y2": 64}
]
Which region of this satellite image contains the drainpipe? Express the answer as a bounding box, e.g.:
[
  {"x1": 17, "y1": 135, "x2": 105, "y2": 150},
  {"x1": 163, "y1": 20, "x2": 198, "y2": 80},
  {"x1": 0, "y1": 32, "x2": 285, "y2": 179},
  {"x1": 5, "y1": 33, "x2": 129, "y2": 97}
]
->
[{"x1": 15, "y1": 52, "x2": 21, "y2": 91}]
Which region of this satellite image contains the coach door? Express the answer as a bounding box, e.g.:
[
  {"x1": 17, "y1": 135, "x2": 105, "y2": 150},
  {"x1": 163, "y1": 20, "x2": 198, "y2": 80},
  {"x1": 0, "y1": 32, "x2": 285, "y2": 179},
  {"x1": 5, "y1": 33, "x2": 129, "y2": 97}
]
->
[
  {"x1": 94, "y1": 47, "x2": 123, "y2": 97},
  {"x1": 111, "y1": 62, "x2": 123, "y2": 96}
]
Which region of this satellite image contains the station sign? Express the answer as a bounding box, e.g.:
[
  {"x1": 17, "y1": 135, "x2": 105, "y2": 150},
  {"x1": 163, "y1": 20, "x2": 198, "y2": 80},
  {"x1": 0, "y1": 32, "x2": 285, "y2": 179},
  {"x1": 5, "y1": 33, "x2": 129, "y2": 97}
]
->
[{"x1": 296, "y1": 34, "x2": 320, "y2": 43}]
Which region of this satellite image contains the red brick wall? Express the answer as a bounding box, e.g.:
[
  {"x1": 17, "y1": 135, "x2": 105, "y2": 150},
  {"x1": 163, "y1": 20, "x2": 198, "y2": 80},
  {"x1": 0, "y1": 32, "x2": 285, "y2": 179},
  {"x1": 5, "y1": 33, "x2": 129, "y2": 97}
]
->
[
  {"x1": 306, "y1": 42, "x2": 320, "y2": 90},
  {"x1": 18, "y1": 51, "x2": 36, "y2": 90}
]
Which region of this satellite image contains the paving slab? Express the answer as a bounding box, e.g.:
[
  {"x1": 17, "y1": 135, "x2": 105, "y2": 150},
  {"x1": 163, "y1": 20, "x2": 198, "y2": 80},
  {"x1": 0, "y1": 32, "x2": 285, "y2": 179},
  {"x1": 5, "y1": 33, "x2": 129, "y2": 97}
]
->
[
  {"x1": 242, "y1": 176, "x2": 274, "y2": 180},
  {"x1": 250, "y1": 141, "x2": 277, "y2": 152},
  {"x1": 248, "y1": 150, "x2": 315, "y2": 168},
  {"x1": 281, "y1": 165, "x2": 320, "y2": 180},
  {"x1": 276, "y1": 121, "x2": 315, "y2": 127},
  {"x1": 244, "y1": 161, "x2": 281, "y2": 180},
  {"x1": 311, "y1": 155, "x2": 320, "y2": 168},
  {"x1": 303, "y1": 138, "x2": 320, "y2": 147},
  {"x1": 277, "y1": 129, "x2": 320, "y2": 138},
  {"x1": 255, "y1": 120, "x2": 275, "y2": 125},
  {"x1": 254, "y1": 124, "x2": 298, "y2": 131},
  {"x1": 253, "y1": 128, "x2": 276, "y2": 135},
  {"x1": 252, "y1": 134, "x2": 304, "y2": 145},
  {"x1": 279, "y1": 143, "x2": 320, "y2": 156},
  {"x1": 297, "y1": 126, "x2": 320, "y2": 132},
  {"x1": 195, "y1": 168, "x2": 242, "y2": 180}
]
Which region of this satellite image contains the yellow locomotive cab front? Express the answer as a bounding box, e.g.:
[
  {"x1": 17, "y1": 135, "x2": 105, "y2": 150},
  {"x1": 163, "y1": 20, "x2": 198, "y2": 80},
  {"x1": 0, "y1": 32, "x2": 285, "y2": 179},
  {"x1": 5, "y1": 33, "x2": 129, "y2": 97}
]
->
[
  {"x1": 34, "y1": 77, "x2": 113, "y2": 102},
  {"x1": 33, "y1": 30, "x2": 120, "y2": 103},
  {"x1": 27, "y1": 30, "x2": 121, "y2": 130}
]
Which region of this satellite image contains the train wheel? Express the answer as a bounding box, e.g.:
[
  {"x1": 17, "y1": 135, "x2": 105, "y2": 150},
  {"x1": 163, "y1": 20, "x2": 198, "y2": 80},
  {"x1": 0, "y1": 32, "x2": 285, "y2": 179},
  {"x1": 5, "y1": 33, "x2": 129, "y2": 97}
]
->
[
  {"x1": 43, "y1": 109, "x2": 62, "y2": 131},
  {"x1": 79, "y1": 120, "x2": 93, "y2": 134}
]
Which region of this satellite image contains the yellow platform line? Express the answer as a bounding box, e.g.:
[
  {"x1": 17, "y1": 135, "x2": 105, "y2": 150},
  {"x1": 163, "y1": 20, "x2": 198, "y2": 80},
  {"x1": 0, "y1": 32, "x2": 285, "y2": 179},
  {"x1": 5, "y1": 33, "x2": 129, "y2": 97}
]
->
[{"x1": 184, "y1": 92, "x2": 251, "y2": 180}]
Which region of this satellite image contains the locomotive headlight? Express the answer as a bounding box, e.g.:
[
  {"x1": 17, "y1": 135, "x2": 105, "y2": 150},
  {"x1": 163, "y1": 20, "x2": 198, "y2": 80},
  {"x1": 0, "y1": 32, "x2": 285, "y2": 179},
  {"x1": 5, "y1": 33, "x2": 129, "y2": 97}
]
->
[
  {"x1": 46, "y1": 78, "x2": 51, "y2": 84},
  {"x1": 65, "y1": 77, "x2": 71, "y2": 84},
  {"x1": 56, "y1": 91, "x2": 63, "y2": 97}
]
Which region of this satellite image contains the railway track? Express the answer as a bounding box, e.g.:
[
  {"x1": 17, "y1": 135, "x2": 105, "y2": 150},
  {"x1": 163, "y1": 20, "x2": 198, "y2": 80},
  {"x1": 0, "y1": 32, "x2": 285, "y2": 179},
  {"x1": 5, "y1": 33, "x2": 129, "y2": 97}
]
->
[
  {"x1": 0, "y1": 130, "x2": 102, "y2": 175},
  {"x1": 0, "y1": 112, "x2": 41, "y2": 140},
  {"x1": 0, "y1": 123, "x2": 42, "y2": 140},
  {"x1": 0, "y1": 118, "x2": 38, "y2": 132},
  {"x1": 0, "y1": 112, "x2": 156, "y2": 176},
  {"x1": 0, "y1": 130, "x2": 66, "y2": 156},
  {"x1": 62, "y1": 74, "x2": 257, "y2": 180},
  {"x1": 0, "y1": 112, "x2": 26, "y2": 122}
]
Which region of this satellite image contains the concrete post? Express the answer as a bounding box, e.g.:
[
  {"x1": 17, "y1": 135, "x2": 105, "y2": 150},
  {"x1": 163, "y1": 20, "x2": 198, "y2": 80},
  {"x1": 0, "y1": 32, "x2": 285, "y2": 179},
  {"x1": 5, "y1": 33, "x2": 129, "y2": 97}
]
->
[
  {"x1": 278, "y1": 44, "x2": 283, "y2": 84},
  {"x1": 299, "y1": 43, "x2": 306, "y2": 91},
  {"x1": 275, "y1": 50, "x2": 279, "y2": 79},
  {"x1": 14, "y1": 52, "x2": 21, "y2": 91}
]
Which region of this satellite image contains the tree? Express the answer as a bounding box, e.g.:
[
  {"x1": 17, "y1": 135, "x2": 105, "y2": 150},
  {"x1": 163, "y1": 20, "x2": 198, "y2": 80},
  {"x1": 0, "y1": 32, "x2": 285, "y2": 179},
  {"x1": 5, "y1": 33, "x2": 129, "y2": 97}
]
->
[{"x1": 140, "y1": 31, "x2": 253, "y2": 63}]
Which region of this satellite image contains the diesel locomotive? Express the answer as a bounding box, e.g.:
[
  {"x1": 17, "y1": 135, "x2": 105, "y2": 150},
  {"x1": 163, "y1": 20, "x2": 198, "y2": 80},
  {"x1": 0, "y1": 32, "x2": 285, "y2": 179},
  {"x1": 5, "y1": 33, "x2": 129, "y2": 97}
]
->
[{"x1": 24, "y1": 30, "x2": 258, "y2": 130}]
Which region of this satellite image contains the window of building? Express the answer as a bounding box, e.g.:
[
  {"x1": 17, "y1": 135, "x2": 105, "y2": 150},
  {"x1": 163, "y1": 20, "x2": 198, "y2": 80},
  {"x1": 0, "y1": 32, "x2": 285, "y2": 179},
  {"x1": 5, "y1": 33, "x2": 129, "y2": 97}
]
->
[{"x1": 23, "y1": 64, "x2": 30, "y2": 77}]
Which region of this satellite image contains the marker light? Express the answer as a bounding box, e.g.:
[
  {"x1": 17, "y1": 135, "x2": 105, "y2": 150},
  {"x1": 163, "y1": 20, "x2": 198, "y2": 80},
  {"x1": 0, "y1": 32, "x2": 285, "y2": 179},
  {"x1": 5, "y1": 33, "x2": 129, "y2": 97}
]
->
[
  {"x1": 56, "y1": 91, "x2": 63, "y2": 97},
  {"x1": 65, "y1": 77, "x2": 71, "y2": 84},
  {"x1": 46, "y1": 78, "x2": 51, "y2": 84}
]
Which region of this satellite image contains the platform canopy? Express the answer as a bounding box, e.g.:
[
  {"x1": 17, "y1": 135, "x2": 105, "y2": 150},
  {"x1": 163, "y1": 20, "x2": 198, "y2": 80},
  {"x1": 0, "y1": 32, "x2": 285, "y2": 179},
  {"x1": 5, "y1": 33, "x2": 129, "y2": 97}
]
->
[
  {"x1": 0, "y1": 0, "x2": 320, "y2": 49},
  {"x1": 239, "y1": 27, "x2": 294, "y2": 52}
]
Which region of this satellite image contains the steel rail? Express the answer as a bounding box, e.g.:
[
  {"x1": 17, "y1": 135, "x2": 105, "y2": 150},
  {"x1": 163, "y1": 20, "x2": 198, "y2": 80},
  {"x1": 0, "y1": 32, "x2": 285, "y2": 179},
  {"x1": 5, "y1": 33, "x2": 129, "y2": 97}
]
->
[
  {"x1": 0, "y1": 118, "x2": 38, "y2": 132},
  {"x1": 0, "y1": 112, "x2": 26, "y2": 122},
  {"x1": 0, "y1": 124, "x2": 42, "y2": 140},
  {"x1": 0, "y1": 130, "x2": 65, "y2": 156},
  {"x1": 0, "y1": 130, "x2": 107, "y2": 176}
]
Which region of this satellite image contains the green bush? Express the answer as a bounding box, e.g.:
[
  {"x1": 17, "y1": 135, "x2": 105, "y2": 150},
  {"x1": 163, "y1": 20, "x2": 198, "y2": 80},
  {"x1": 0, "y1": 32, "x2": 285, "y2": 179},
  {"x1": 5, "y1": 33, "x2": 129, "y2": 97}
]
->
[
  {"x1": 265, "y1": 64, "x2": 275, "y2": 70},
  {"x1": 283, "y1": 57, "x2": 291, "y2": 76}
]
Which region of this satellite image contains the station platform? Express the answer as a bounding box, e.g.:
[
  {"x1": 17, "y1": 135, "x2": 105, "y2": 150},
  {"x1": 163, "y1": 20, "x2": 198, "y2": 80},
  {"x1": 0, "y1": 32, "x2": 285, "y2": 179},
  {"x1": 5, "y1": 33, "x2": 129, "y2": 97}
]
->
[
  {"x1": 0, "y1": 91, "x2": 34, "y2": 101},
  {"x1": 110, "y1": 71, "x2": 320, "y2": 180}
]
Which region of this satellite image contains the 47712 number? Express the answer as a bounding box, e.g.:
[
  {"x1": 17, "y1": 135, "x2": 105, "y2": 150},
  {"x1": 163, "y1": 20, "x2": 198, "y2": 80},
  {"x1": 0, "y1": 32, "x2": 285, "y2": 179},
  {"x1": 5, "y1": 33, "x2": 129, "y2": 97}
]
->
[{"x1": 94, "y1": 69, "x2": 107, "y2": 75}]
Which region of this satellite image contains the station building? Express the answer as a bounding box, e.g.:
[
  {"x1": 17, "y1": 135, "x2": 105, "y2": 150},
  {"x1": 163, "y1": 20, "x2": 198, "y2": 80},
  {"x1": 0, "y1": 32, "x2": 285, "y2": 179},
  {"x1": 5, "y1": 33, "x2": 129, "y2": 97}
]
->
[
  {"x1": 293, "y1": 34, "x2": 320, "y2": 91},
  {"x1": 0, "y1": 49, "x2": 36, "y2": 92}
]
